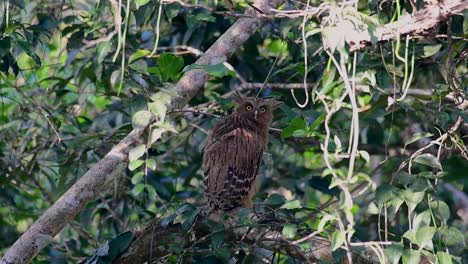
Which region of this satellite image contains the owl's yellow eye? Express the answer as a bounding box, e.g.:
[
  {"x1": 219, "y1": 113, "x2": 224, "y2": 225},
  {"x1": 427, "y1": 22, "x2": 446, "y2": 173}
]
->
[
  {"x1": 260, "y1": 107, "x2": 266, "y2": 113},
  {"x1": 245, "y1": 105, "x2": 253, "y2": 111}
]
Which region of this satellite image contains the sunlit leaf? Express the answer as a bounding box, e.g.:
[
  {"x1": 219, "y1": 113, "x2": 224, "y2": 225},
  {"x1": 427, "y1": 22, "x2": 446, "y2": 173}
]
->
[
  {"x1": 282, "y1": 224, "x2": 297, "y2": 239},
  {"x1": 129, "y1": 49, "x2": 150, "y2": 64},
  {"x1": 148, "y1": 101, "x2": 167, "y2": 121},
  {"x1": 331, "y1": 230, "x2": 345, "y2": 251},
  {"x1": 421, "y1": 44, "x2": 442, "y2": 58},
  {"x1": 146, "y1": 158, "x2": 156, "y2": 171},
  {"x1": 129, "y1": 144, "x2": 146, "y2": 161},
  {"x1": 385, "y1": 242, "x2": 404, "y2": 264},
  {"x1": 317, "y1": 214, "x2": 335, "y2": 231},
  {"x1": 136, "y1": 0, "x2": 151, "y2": 9},
  {"x1": 415, "y1": 226, "x2": 436, "y2": 249},
  {"x1": 437, "y1": 252, "x2": 453, "y2": 264},
  {"x1": 132, "y1": 110, "x2": 153, "y2": 129},
  {"x1": 413, "y1": 153, "x2": 442, "y2": 170},
  {"x1": 128, "y1": 160, "x2": 144, "y2": 171},
  {"x1": 402, "y1": 249, "x2": 420, "y2": 264},
  {"x1": 404, "y1": 132, "x2": 432, "y2": 148},
  {"x1": 131, "y1": 172, "x2": 144, "y2": 184},
  {"x1": 281, "y1": 200, "x2": 301, "y2": 210}
]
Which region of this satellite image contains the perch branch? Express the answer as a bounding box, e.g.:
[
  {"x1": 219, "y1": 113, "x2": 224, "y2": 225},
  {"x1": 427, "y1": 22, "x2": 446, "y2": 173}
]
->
[{"x1": 115, "y1": 215, "x2": 381, "y2": 264}]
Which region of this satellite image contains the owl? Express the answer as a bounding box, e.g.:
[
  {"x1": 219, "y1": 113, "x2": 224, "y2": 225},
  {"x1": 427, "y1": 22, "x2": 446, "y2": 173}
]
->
[{"x1": 203, "y1": 92, "x2": 281, "y2": 211}]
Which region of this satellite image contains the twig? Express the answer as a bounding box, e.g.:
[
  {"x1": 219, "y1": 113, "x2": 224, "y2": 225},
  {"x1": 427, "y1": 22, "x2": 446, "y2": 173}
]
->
[{"x1": 81, "y1": 28, "x2": 118, "y2": 50}]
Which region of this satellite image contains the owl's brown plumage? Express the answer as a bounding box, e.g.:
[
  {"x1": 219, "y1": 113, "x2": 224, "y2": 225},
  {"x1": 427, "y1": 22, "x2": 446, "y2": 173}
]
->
[{"x1": 203, "y1": 92, "x2": 281, "y2": 211}]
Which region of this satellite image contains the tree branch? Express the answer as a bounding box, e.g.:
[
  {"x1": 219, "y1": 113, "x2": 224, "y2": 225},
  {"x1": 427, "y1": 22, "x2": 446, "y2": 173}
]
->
[
  {"x1": 351, "y1": 0, "x2": 468, "y2": 50},
  {"x1": 114, "y1": 213, "x2": 379, "y2": 264},
  {"x1": 1, "y1": 0, "x2": 286, "y2": 263}
]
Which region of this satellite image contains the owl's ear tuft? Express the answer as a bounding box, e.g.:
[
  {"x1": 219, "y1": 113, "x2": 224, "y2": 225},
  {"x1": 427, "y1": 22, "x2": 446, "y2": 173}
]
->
[
  {"x1": 232, "y1": 90, "x2": 246, "y2": 104},
  {"x1": 267, "y1": 99, "x2": 282, "y2": 110}
]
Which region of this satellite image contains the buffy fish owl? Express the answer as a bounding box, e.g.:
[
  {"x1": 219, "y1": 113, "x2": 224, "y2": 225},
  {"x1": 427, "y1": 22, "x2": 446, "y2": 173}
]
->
[{"x1": 203, "y1": 92, "x2": 281, "y2": 211}]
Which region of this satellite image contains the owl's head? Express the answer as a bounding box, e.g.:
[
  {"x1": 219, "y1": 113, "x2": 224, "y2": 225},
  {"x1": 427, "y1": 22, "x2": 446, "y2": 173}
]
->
[{"x1": 232, "y1": 91, "x2": 281, "y2": 127}]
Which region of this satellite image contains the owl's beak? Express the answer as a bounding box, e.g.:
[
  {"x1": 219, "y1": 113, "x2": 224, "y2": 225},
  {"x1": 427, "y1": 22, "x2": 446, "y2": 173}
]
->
[{"x1": 254, "y1": 110, "x2": 258, "y2": 120}]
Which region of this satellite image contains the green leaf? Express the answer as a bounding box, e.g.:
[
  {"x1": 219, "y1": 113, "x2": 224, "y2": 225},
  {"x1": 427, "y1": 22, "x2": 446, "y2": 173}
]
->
[
  {"x1": 131, "y1": 172, "x2": 144, "y2": 184},
  {"x1": 104, "y1": 231, "x2": 134, "y2": 261},
  {"x1": 129, "y1": 144, "x2": 146, "y2": 161},
  {"x1": 129, "y1": 49, "x2": 150, "y2": 63},
  {"x1": 402, "y1": 249, "x2": 420, "y2": 264},
  {"x1": 375, "y1": 184, "x2": 399, "y2": 205},
  {"x1": 404, "y1": 132, "x2": 432, "y2": 148},
  {"x1": 150, "y1": 128, "x2": 166, "y2": 144},
  {"x1": 265, "y1": 194, "x2": 286, "y2": 208},
  {"x1": 412, "y1": 210, "x2": 431, "y2": 230},
  {"x1": 403, "y1": 190, "x2": 425, "y2": 212},
  {"x1": 437, "y1": 226, "x2": 465, "y2": 246},
  {"x1": 187, "y1": 13, "x2": 216, "y2": 29},
  {"x1": 148, "y1": 101, "x2": 167, "y2": 121},
  {"x1": 211, "y1": 227, "x2": 224, "y2": 248},
  {"x1": 110, "y1": 70, "x2": 121, "y2": 88},
  {"x1": 421, "y1": 44, "x2": 442, "y2": 58},
  {"x1": 384, "y1": 242, "x2": 404, "y2": 264},
  {"x1": 331, "y1": 230, "x2": 345, "y2": 251},
  {"x1": 282, "y1": 224, "x2": 297, "y2": 239},
  {"x1": 415, "y1": 226, "x2": 436, "y2": 249},
  {"x1": 146, "y1": 185, "x2": 158, "y2": 200},
  {"x1": 437, "y1": 252, "x2": 452, "y2": 264},
  {"x1": 333, "y1": 135, "x2": 342, "y2": 153},
  {"x1": 160, "y1": 214, "x2": 176, "y2": 227},
  {"x1": 97, "y1": 42, "x2": 112, "y2": 64},
  {"x1": 182, "y1": 208, "x2": 200, "y2": 231},
  {"x1": 359, "y1": 150, "x2": 370, "y2": 163},
  {"x1": 132, "y1": 110, "x2": 152, "y2": 129},
  {"x1": 403, "y1": 229, "x2": 417, "y2": 244},
  {"x1": 157, "y1": 53, "x2": 184, "y2": 81},
  {"x1": 133, "y1": 183, "x2": 145, "y2": 195},
  {"x1": 413, "y1": 153, "x2": 442, "y2": 170},
  {"x1": 154, "y1": 122, "x2": 178, "y2": 133},
  {"x1": 135, "y1": 0, "x2": 151, "y2": 9},
  {"x1": 215, "y1": 246, "x2": 231, "y2": 263},
  {"x1": 150, "y1": 90, "x2": 175, "y2": 105},
  {"x1": 317, "y1": 214, "x2": 335, "y2": 231},
  {"x1": 128, "y1": 160, "x2": 144, "y2": 171},
  {"x1": 281, "y1": 200, "x2": 301, "y2": 209},
  {"x1": 129, "y1": 59, "x2": 148, "y2": 73},
  {"x1": 430, "y1": 199, "x2": 450, "y2": 224},
  {"x1": 10, "y1": 0, "x2": 25, "y2": 8},
  {"x1": 146, "y1": 159, "x2": 156, "y2": 171},
  {"x1": 305, "y1": 27, "x2": 322, "y2": 38},
  {"x1": 183, "y1": 63, "x2": 235, "y2": 78},
  {"x1": 281, "y1": 117, "x2": 307, "y2": 139},
  {"x1": 309, "y1": 112, "x2": 325, "y2": 131}
]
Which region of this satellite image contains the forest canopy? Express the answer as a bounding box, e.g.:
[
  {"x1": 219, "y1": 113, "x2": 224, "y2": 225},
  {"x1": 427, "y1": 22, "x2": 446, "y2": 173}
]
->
[{"x1": 0, "y1": 0, "x2": 467, "y2": 263}]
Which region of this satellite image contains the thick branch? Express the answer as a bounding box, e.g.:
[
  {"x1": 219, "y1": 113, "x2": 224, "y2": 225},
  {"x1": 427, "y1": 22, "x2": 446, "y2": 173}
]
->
[
  {"x1": 352, "y1": 0, "x2": 468, "y2": 50},
  {"x1": 1, "y1": 0, "x2": 285, "y2": 263}
]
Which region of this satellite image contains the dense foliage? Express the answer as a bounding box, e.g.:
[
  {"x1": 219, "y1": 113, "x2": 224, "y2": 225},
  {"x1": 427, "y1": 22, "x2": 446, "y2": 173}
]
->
[{"x1": 0, "y1": 0, "x2": 467, "y2": 263}]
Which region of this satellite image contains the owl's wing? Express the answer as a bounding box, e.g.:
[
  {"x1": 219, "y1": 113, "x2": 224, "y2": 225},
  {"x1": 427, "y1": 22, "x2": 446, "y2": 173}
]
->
[{"x1": 203, "y1": 117, "x2": 264, "y2": 210}]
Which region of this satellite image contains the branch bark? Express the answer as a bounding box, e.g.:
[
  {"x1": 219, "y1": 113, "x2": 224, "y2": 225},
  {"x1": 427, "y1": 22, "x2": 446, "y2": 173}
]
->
[
  {"x1": 351, "y1": 0, "x2": 468, "y2": 50},
  {"x1": 1, "y1": 0, "x2": 285, "y2": 263}
]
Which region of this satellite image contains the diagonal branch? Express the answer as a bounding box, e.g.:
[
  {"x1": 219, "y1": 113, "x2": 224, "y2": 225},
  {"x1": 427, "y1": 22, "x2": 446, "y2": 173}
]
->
[{"x1": 0, "y1": 0, "x2": 285, "y2": 263}]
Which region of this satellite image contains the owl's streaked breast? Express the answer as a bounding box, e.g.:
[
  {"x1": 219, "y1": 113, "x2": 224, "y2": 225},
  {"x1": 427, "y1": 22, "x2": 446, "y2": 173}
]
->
[{"x1": 202, "y1": 115, "x2": 269, "y2": 211}]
